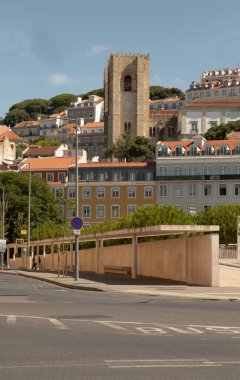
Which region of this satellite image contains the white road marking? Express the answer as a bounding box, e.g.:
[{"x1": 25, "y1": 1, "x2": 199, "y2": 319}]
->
[
  {"x1": 48, "y1": 318, "x2": 69, "y2": 330},
  {"x1": 7, "y1": 315, "x2": 16, "y2": 325},
  {"x1": 96, "y1": 321, "x2": 127, "y2": 331}
]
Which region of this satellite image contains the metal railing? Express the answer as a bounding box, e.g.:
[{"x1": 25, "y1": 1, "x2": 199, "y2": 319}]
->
[{"x1": 219, "y1": 244, "x2": 240, "y2": 263}]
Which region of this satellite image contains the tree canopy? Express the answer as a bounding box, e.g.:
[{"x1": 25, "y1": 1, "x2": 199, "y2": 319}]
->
[
  {"x1": 48, "y1": 94, "x2": 78, "y2": 114},
  {"x1": 0, "y1": 172, "x2": 70, "y2": 243},
  {"x1": 104, "y1": 133, "x2": 154, "y2": 162},
  {"x1": 4, "y1": 109, "x2": 30, "y2": 128},
  {"x1": 204, "y1": 120, "x2": 240, "y2": 140},
  {"x1": 149, "y1": 86, "x2": 184, "y2": 100}
]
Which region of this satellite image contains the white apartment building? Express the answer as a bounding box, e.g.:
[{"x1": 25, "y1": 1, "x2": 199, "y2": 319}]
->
[
  {"x1": 178, "y1": 98, "x2": 240, "y2": 138},
  {"x1": 149, "y1": 97, "x2": 183, "y2": 110},
  {"x1": 67, "y1": 95, "x2": 104, "y2": 124},
  {"x1": 185, "y1": 67, "x2": 240, "y2": 103},
  {"x1": 156, "y1": 137, "x2": 240, "y2": 215}
]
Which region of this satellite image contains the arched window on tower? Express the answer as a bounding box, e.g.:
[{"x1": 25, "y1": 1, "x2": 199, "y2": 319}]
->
[
  {"x1": 124, "y1": 75, "x2": 132, "y2": 91},
  {"x1": 124, "y1": 122, "x2": 131, "y2": 133}
]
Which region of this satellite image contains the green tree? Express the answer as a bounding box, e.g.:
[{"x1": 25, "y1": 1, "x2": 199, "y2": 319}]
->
[
  {"x1": 33, "y1": 136, "x2": 62, "y2": 146},
  {"x1": 4, "y1": 109, "x2": 30, "y2": 128},
  {"x1": 105, "y1": 133, "x2": 154, "y2": 162},
  {"x1": 196, "y1": 205, "x2": 240, "y2": 244},
  {"x1": 80, "y1": 88, "x2": 104, "y2": 99},
  {"x1": 16, "y1": 143, "x2": 28, "y2": 159},
  {"x1": 0, "y1": 172, "x2": 67, "y2": 243},
  {"x1": 204, "y1": 120, "x2": 240, "y2": 140},
  {"x1": 149, "y1": 86, "x2": 184, "y2": 100},
  {"x1": 48, "y1": 94, "x2": 77, "y2": 114}
]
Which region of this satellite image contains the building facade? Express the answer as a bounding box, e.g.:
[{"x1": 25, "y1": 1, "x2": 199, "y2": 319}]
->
[
  {"x1": 156, "y1": 137, "x2": 240, "y2": 215},
  {"x1": 178, "y1": 98, "x2": 240, "y2": 138},
  {"x1": 104, "y1": 53, "x2": 150, "y2": 148},
  {"x1": 67, "y1": 95, "x2": 104, "y2": 124}
]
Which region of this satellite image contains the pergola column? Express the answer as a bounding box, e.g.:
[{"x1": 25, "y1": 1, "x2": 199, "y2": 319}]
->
[
  {"x1": 131, "y1": 234, "x2": 137, "y2": 279},
  {"x1": 184, "y1": 232, "x2": 189, "y2": 283}
]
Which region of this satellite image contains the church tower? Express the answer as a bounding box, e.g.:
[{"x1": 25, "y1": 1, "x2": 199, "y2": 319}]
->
[{"x1": 104, "y1": 53, "x2": 150, "y2": 148}]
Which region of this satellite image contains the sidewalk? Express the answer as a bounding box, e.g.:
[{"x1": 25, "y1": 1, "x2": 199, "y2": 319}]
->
[{"x1": 2, "y1": 264, "x2": 240, "y2": 301}]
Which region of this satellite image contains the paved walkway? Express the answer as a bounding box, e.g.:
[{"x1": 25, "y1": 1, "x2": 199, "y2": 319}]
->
[{"x1": 1, "y1": 264, "x2": 240, "y2": 301}]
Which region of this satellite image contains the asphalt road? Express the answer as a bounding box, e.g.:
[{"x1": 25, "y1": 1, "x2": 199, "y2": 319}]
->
[{"x1": 1, "y1": 273, "x2": 240, "y2": 380}]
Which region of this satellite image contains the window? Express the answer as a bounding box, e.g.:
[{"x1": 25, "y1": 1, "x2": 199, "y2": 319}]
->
[
  {"x1": 112, "y1": 187, "x2": 120, "y2": 198},
  {"x1": 189, "y1": 184, "x2": 197, "y2": 196},
  {"x1": 190, "y1": 122, "x2": 198, "y2": 133},
  {"x1": 68, "y1": 188, "x2": 75, "y2": 198},
  {"x1": 159, "y1": 184, "x2": 167, "y2": 197},
  {"x1": 174, "y1": 166, "x2": 182, "y2": 176},
  {"x1": 205, "y1": 145, "x2": 213, "y2": 155},
  {"x1": 174, "y1": 184, "x2": 182, "y2": 197},
  {"x1": 158, "y1": 166, "x2": 167, "y2": 176},
  {"x1": 222, "y1": 90, "x2": 227, "y2": 95},
  {"x1": 188, "y1": 93, "x2": 192, "y2": 99},
  {"x1": 144, "y1": 186, "x2": 153, "y2": 198},
  {"x1": 112, "y1": 171, "x2": 120, "y2": 181},
  {"x1": 127, "y1": 205, "x2": 136, "y2": 215},
  {"x1": 145, "y1": 172, "x2": 153, "y2": 181},
  {"x1": 200, "y1": 92, "x2": 204, "y2": 97},
  {"x1": 159, "y1": 146, "x2": 168, "y2": 156},
  {"x1": 111, "y1": 205, "x2": 120, "y2": 218},
  {"x1": 176, "y1": 146, "x2": 183, "y2": 156},
  {"x1": 188, "y1": 205, "x2": 197, "y2": 215},
  {"x1": 235, "y1": 184, "x2": 240, "y2": 196},
  {"x1": 190, "y1": 146, "x2": 198, "y2": 156},
  {"x1": 214, "y1": 90, "x2": 219, "y2": 96},
  {"x1": 58, "y1": 172, "x2": 66, "y2": 182},
  {"x1": 204, "y1": 166, "x2": 212, "y2": 175},
  {"x1": 82, "y1": 205, "x2": 91, "y2": 218},
  {"x1": 235, "y1": 165, "x2": 240, "y2": 174},
  {"x1": 189, "y1": 166, "x2": 197, "y2": 176},
  {"x1": 97, "y1": 187, "x2": 105, "y2": 198},
  {"x1": 206, "y1": 91, "x2": 210, "y2": 97},
  {"x1": 235, "y1": 145, "x2": 240, "y2": 154},
  {"x1": 128, "y1": 172, "x2": 136, "y2": 181},
  {"x1": 128, "y1": 187, "x2": 136, "y2": 198},
  {"x1": 55, "y1": 188, "x2": 63, "y2": 198},
  {"x1": 34, "y1": 173, "x2": 42, "y2": 178},
  {"x1": 209, "y1": 121, "x2": 217, "y2": 128},
  {"x1": 46, "y1": 172, "x2": 54, "y2": 182},
  {"x1": 124, "y1": 75, "x2": 131, "y2": 91},
  {"x1": 220, "y1": 145, "x2": 228, "y2": 155},
  {"x1": 204, "y1": 205, "x2": 211, "y2": 212},
  {"x1": 96, "y1": 205, "x2": 105, "y2": 218},
  {"x1": 219, "y1": 184, "x2": 227, "y2": 196},
  {"x1": 204, "y1": 184, "x2": 212, "y2": 196},
  {"x1": 98, "y1": 172, "x2": 106, "y2": 181},
  {"x1": 82, "y1": 187, "x2": 91, "y2": 199},
  {"x1": 219, "y1": 165, "x2": 227, "y2": 175},
  {"x1": 124, "y1": 122, "x2": 131, "y2": 133}
]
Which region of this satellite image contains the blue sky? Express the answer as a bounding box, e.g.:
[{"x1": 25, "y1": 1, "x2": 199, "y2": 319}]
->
[{"x1": 1, "y1": 0, "x2": 240, "y2": 118}]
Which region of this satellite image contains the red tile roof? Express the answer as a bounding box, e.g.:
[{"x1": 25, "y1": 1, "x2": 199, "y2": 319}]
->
[
  {"x1": 186, "y1": 98, "x2": 240, "y2": 108},
  {"x1": 0, "y1": 129, "x2": 24, "y2": 142},
  {"x1": 83, "y1": 122, "x2": 104, "y2": 128},
  {"x1": 20, "y1": 157, "x2": 77, "y2": 170},
  {"x1": 23, "y1": 145, "x2": 59, "y2": 156},
  {"x1": 14, "y1": 121, "x2": 40, "y2": 129},
  {"x1": 69, "y1": 162, "x2": 155, "y2": 168}
]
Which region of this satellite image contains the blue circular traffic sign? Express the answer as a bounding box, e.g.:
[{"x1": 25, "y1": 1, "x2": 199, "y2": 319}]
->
[{"x1": 71, "y1": 217, "x2": 83, "y2": 230}]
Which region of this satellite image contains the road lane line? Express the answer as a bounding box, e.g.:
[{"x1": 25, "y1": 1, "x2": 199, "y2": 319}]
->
[
  {"x1": 48, "y1": 318, "x2": 69, "y2": 330},
  {"x1": 7, "y1": 315, "x2": 16, "y2": 325}
]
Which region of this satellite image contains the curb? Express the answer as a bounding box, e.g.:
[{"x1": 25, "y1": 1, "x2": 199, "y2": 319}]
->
[{"x1": 1, "y1": 271, "x2": 104, "y2": 292}]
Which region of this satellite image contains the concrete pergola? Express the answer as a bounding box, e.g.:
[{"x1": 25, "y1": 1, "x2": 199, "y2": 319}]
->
[{"x1": 6, "y1": 224, "x2": 219, "y2": 281}]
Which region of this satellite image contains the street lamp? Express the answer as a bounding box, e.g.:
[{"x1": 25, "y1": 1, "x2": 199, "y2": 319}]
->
[
  {"x1": 25, "y1": 163, "x2": 31, "y2": 258},
  {"x1": 0, "y1": 187, "x2": 5, "y2": 271},
  {"x1": 74, "y1": 123, "x2": 80, "y2": 281}
]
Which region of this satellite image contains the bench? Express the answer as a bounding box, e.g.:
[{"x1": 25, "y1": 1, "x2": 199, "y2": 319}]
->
[{"x1": 104, "y1": 265, "x2": 131, "y2": 275}]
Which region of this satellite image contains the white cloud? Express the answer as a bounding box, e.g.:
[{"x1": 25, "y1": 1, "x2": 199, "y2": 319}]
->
[
  {"x1": 48, "y1": 73, "x2": 73, "y2": 86},
  {"x1": 87, "y1": 44, "x2": 109, "y2": 55}
]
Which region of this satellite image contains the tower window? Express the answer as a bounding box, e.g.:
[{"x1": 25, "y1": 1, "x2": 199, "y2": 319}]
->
[
  {"x1": 124, "y1": 122, "x2": 131, "y2": 133},
  {"x1": 124, "y1": 75, "x2": 132, "y2": 91}
]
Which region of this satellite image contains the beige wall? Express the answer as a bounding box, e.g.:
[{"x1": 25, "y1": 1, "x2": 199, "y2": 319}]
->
[{"x1": 8, "y1": 234, "x2": 219, "y2": 286}]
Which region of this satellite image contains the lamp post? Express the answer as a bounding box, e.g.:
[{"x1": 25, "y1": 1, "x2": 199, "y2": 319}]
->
[
  {"x1": 0, "y1": 187, "x2": 4, "y2": 271},
  {"x1": 26, "y1": 163, "x2": 31, "y2": 259},
  {"x1": 75, "y1": 123, "x2": 79, "y2": 281}
]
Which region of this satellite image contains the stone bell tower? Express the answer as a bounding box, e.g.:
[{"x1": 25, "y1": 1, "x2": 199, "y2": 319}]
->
[{"x1": 104, "y1": 53, "x2": 150, "y2": 148}]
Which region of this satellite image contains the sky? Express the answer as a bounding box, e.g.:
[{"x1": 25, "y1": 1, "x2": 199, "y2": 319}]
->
[{"x1": 1, "y1": 0, "x2": 240, "y2": 117}]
